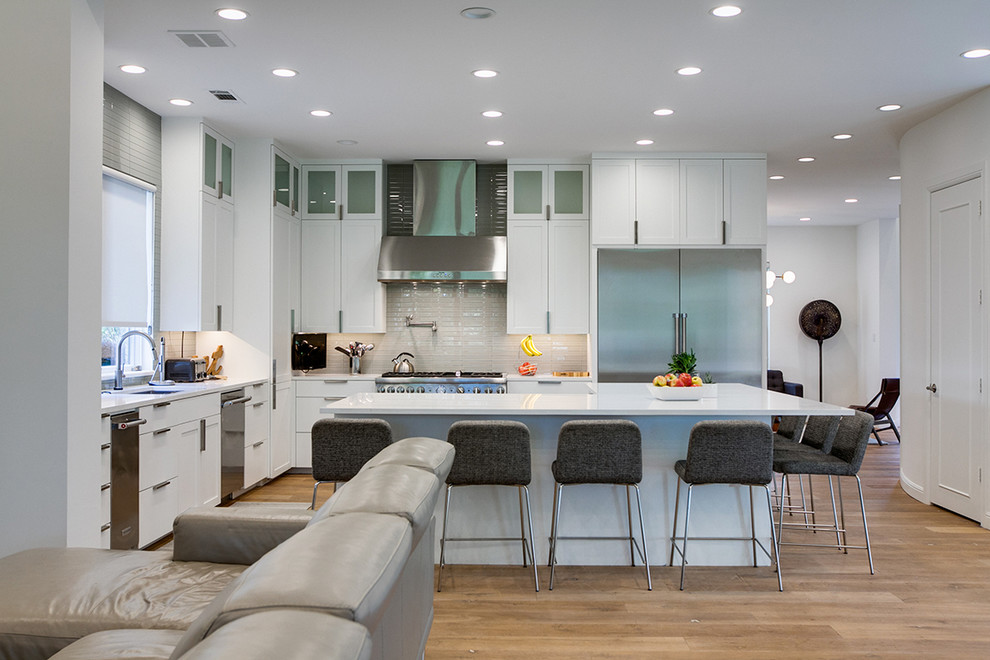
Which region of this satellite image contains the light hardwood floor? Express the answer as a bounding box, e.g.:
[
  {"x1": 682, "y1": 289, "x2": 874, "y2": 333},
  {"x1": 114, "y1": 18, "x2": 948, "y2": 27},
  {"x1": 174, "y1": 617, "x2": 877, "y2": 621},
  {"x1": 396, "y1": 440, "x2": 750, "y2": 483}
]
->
[{"x1": 242, "y1": 431, "x2": 990, "y2": 658}]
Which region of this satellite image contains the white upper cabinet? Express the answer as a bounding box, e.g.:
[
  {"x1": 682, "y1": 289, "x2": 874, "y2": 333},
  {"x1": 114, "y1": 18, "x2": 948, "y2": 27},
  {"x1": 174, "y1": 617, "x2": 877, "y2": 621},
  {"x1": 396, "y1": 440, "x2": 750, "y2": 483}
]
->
[
  {"x1": 161, "y1": 118, "x2": 235, "y2": 331},
  {"x1": 301, "y1": 162, "x2": 382, "y2": 220},
  {"x1": 508, "y1": 163, "x2": 589, "y2": 221},
  {"x1": 273, "y1": 148, "x2": 300, "y2": 216},
  {"x1": 201, "y1": 124, "x2": 234, "y2": 205},
  {"x1": 723, "y1": 158, "x2": 768, "y2": 245},
  {"x1": 591, "y1": 154, "x2": 766, "y2": 246}
]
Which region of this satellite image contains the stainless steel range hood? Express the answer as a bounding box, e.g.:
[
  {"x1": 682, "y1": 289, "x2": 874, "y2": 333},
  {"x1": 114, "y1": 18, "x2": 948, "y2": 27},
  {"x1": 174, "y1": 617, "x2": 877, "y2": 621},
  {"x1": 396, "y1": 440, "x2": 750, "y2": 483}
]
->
[{"x1": 377, "y1": 160, "x2": 507, "y2": 282}]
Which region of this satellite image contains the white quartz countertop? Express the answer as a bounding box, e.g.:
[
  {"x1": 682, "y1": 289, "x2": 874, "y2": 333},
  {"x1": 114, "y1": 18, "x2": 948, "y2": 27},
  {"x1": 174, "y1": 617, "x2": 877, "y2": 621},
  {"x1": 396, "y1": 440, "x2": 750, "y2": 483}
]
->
[
  {"x1": 322, "y1": 383, "x2": 852, "y2": 417},
  {"x1": 100, "y1": 377, "x2": 267, "y2": 414}
]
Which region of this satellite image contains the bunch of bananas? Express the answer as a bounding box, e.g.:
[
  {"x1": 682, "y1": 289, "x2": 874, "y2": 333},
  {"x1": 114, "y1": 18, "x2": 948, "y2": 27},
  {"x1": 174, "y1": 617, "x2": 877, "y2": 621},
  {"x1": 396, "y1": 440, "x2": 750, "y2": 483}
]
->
[{"x1": 520, "y1": 334, "x2": 543, "y2": 357}]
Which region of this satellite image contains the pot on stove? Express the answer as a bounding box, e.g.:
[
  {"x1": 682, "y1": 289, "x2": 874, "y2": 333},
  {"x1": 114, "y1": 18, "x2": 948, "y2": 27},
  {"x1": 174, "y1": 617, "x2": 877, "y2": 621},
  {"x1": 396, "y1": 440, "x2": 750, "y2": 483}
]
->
[{"x1": 391, "y1": 352, "x2": 415, "y2": 373}]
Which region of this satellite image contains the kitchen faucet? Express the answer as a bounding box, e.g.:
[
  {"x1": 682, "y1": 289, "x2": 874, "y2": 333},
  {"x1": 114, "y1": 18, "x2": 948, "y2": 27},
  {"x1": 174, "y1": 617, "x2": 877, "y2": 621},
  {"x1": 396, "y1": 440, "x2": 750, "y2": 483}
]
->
[{"x1": 113, "y1": 331, "x2": 171, "y2": 390}]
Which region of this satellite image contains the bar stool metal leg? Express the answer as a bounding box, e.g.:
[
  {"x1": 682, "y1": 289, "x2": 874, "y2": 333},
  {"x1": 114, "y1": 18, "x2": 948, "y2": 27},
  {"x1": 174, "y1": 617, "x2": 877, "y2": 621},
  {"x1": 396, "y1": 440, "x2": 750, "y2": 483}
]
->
[
  {"x1": 548, "y1": 483, "x2": 564, "y2": 590},
  {"x1": 678, "y1": 484, "x2": 695, "y2": 591},
  {"x1": 669, "y1": 477, "x2": 683, "y2": 567},
  {"x1": 632, "y1": 483, "x2": 652, "y2": 590},
  {"x1": 522, "y1": 485, "x2": 539, "y2": 591},
  {"x1": 436, "y1": 484, "x2": 453, "y2": 592}
]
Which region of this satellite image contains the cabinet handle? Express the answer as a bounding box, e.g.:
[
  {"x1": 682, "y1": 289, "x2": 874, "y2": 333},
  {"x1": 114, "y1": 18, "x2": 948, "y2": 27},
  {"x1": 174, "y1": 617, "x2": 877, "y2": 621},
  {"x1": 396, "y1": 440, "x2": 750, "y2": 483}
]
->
[
  {"x1": 101, "y1": 443, "x2": 111, "y2": 451},
  {"x1": 338, "y1": 310, "x2": 343, "y2": 333},
  {"x1": 546, "y1": 204, "x2": 550, "y2": 221},
  {"x1": 324, "y1": 396, "x2": 346, "y2": 401},
  {"x1": 153, "y1": 427, "x2": 171, "y2": 436},
  {"x1": 101, "y1": 483, "x2": 110, "y2": 491},
  {"x1": 253, "y1": 401, "x2": 266, "y2": 408},
  {"x1": 722, "y1": 220, "x2": 727, "y2": 245},
  {"x1": 101, "y1": 523, "x2": 111, "y2": 532},
  {"x1": 634, "y1": 220, "x2": 639, "y2": 244},
  {"x1": 200, "y1": 419, "x2": 206, "y2": 452},
  {"x1": 323, "y1": 379, "x2": 348, "y2": 384},
  {"x1": 546, "y1": 311, "x2": 550, "y2": 334},
  {"x1": 290, "y1": 309, "x2": 295, "y2": 333},
  {"x1": 153, "y1": 480, "x2": 171, "y2": 491},
  {"x1": 252, "y1": 441, "x2": 265, "y2": 448},
  {"x1": 217, "y1": 305, "x2": 223, "y2": 330},
  {"x1": 273, "y1": 189, "x2": 277, "y2": 207},
  {"x1": 218, "y1": 180, "x2": 223, "y2": 200},
  {"x1": 153, "y1": 401, "x2": 170, "y2": 408}
]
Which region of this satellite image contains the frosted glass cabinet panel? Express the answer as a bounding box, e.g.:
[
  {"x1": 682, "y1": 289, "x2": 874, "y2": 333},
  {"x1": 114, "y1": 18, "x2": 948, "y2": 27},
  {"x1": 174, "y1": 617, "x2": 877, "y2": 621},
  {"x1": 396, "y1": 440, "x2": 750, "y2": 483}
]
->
[
  {"x1": 508, "y1": 163, "x2": 589, "y2": 220},
  {"x1": 201, "y1": 125, "x2": 234, "y2": 203},
  {"x1": 301, "y1": 163, "x2": 382, "y2": 220},
  {"x1": 304, "y1": 167, "x2": 338, "y2": 217}
]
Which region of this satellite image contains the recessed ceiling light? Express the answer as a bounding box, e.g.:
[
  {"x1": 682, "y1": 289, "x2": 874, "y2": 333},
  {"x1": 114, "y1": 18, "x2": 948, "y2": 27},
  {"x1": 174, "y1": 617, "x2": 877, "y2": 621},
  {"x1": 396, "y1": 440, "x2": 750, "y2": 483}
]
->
[
  {"x1": 797, "y1": 157, "x2": 815, "y2": 162},
  {"x1": 169, "y1": 98, "x2": 193, "y2": 106},
  {"x1": 710, "y1": 5, "x2": 742, "y2": 18},
  {"x1": 216, "y1": 8, "x2": 248, "y2": 20},
  {"x1": 653, "y1": 108, "x2": 674, "y2": 116},
  {"x1": 119, "y1": 64, "x2": 146, "y2": 74},
  {"x1": 677, "y1": 66, "x2": 702, "y2": 76},
  {"x1": 486, "y1": 140, "x2": 504, "y2": 146},
  {"x1": 877, "y1": 104, "x2": 902, "y2": 112},
  {"x1": 461, "y1": 7, "x2": 495, "y2": 19},
  {"x1": 473, "y1": 69, "x2": 498, "y2": 78},
  {"x1": 636, "y1": 139, "x2": 655, "y2": 146},
  {"x1": 337, "y1": 140, "x2": 358, "y2": 146},
  {"x1": 310, "y1": 110, "x2": 332, "y2": 117},
  {"x1": 889, "y1": 175, "x2": 902, "y2": 181},
  {"x1": 481, "y1": 110, "x2": 503, "y2": 118},
  {"x1": 272, "y1": 68, "x2": 297, "y2": 78},
  {"x1": 769, "y1": 175, "x2": 784, "y2": 180},
  {"x1": 832, "y1": 133, "x2": 853, "y2": 140},
  {"x1": 845, "y1": 198, "x2": 859, "y2": 203},
  {"x1": 961, "y1": 48, "x2": 990, "y2": 59},
  {"x1": 799, "y1": 217, "x2": 811, "y2": 222}
]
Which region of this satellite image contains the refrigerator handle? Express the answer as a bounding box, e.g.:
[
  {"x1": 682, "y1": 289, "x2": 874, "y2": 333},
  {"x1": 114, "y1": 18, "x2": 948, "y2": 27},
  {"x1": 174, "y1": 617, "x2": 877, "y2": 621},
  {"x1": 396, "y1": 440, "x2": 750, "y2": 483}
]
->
[
  {"x1": 673, "y1": 313, "x2": 681, "y2": 354},
  {"x1": 681, "y1": 313, "x2": 688, "y2": 352}
]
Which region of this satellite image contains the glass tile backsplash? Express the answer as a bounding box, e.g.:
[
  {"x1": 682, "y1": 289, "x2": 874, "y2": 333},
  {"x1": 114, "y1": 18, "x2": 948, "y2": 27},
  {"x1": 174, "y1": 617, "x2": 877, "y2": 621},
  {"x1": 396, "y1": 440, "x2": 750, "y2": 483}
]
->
[{"x1": 305, "y1": 282, "x2": 588, "y2": 375}]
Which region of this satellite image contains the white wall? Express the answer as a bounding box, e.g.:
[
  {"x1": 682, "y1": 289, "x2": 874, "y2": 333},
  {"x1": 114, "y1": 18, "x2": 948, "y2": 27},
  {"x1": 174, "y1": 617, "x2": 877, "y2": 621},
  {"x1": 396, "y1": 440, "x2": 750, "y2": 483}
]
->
[
  {"x1": 766, "y1": 227, "x2": 861, "y2": 404},
  {"x1": 0, "y1": 0, "x2": 104, "y2": 557},
  {"x1": 899, "y1": 86, "x2": 990, "y2": 525}
]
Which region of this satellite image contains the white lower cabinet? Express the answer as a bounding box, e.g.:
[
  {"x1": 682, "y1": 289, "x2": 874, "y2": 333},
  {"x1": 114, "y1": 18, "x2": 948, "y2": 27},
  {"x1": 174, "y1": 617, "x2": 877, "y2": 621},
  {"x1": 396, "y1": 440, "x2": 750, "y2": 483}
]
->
[
  {"x1": 100, "y1": 416, "x2": 111, "y2": 548},
  {"x1": 509, "y1": 379, "x2": 595, "y2": 394},
  {"x1": 139, "y1": 478, "x2": 180, "y2": 548},
  {"x1": 270, "y1": 380, "x2": 293, "y2": 477},
  {"x1": 177, "y1": 415, "x2": 221, "y2": 515},
  {"x1": 294, "y1": 378, "x2": 375, "y2": 469},
  {"x1": 244, "y1": 383, "x2": 271, "y2": 489}
]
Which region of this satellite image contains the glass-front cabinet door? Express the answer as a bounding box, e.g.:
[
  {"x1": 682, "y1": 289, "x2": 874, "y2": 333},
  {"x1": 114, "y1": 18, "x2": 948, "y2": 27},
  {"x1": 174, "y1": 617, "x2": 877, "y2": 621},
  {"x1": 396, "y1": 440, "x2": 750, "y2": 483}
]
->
[
  {"x1": 549, "y1": 165, "x2": 588, "y2": 220},
  {"x1": 508, "y1": 165, "x2": 547, "y2": 220},
  {"x1": 301, "y1": 164, "x2": 340, "y2": 219},
  {"x1": 201, "y1": 125, "x2": 234, "y2": 204},
  {"x1": 508, "y1": 163, "x2": 589, "y2": 221},
  {"x1": 342, "y1": 165, "x2": 381, "y2": 220}
]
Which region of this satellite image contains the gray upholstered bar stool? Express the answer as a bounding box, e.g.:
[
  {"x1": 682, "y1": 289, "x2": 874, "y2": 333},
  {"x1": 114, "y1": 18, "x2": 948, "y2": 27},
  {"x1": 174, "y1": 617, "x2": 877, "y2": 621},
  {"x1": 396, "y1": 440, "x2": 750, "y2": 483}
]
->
[
  {"x1": 310, "y1": 418, "x2": 392, "y2": 509},
  {"x1": 548, "y1": 420, "x2": 651, "y2": 591},
  {"x1": 437, "y1": 420, "x2": 539, "y2": 592},
  {"x1": 669, "y1": 420, "x2": 782, "y2": 591}
]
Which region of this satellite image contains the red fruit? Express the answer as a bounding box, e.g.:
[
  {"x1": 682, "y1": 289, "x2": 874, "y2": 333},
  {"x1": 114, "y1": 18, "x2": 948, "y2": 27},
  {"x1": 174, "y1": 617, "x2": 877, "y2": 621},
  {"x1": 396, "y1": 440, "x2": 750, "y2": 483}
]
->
[{"x1": 677, "y1": 373, "x2": 693, "y2": 387}]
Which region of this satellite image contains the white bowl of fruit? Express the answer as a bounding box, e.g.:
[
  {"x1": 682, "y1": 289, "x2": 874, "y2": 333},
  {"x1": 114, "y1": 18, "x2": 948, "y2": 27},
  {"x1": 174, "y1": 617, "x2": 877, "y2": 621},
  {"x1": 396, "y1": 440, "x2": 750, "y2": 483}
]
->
[{"x1": 647, "y1": 373, "x2": 704, "y2": 400}]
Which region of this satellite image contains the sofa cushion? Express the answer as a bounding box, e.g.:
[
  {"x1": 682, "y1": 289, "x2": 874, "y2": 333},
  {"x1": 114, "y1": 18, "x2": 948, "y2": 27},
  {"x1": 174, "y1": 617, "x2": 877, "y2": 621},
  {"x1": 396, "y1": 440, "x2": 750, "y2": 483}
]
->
[
  {"x1": 48, "y1": 629, "x2": 184, "y2": 660},
  {"x1": 308, "y1": 464, "x2": 440, "y2": 541},
  {"x1": 0, "y1": 548, "x2": 244, "y2": 660},
  {"x1": 359, "y1": 436, "x2": 454, "y2": 481},
  {"x1": 172, "y1": 504, "x2": 315, "y2": 564},
  {"x1": 178, "y1": 610, "x2": 372, "y2": 660},
  {"x1": 169, "y1": 512, "x2": 411, "y2": 658}
]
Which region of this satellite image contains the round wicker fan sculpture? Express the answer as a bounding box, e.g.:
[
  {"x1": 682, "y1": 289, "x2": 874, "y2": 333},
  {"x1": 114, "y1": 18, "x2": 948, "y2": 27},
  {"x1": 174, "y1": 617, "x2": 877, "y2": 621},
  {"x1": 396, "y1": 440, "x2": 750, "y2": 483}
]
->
[{"x1": 799, "y1": 300, "x2": 842, "y2": 402}]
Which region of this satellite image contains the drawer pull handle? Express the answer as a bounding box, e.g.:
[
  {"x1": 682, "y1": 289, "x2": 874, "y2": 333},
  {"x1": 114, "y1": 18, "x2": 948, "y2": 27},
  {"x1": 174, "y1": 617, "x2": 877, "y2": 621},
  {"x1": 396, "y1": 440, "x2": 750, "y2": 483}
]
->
[
  {"x1": 101, "y1": 523, "x2": 111, "y2": 532},
  {"x1": 324, "y1": 396, "x2": 346, "y2": 401},
  {"x1": 153, "y1": 401, "x2": 171, "y2": 408},
  {"x1": 253, "y1": 401, "x2": 266, "y2": 408},
  {"x1": 153, "y1": 427, "x2": 171, "y2": 436},
  {"x1": 101, "y1": 443, "x2": 111, "y2": 450},
  {"x1": 323, "y1": 379, "x2": 348, "y2": 384},
  {"x1": 153, "y1": 480, "x2": 171, "y2": 491},
  {"x1": 101, "y1": 483, "x2": 110, "y2": 491},
  {"x1": 252, "y1": 441, "x2": 265, "y2": 448}
]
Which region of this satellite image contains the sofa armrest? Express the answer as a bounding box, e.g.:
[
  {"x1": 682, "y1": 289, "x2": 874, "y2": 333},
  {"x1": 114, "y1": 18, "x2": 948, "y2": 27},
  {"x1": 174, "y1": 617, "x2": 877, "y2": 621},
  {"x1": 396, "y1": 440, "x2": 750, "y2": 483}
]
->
[{"x1": 172, "y1": 506, "x2": 315, "y2": 565}]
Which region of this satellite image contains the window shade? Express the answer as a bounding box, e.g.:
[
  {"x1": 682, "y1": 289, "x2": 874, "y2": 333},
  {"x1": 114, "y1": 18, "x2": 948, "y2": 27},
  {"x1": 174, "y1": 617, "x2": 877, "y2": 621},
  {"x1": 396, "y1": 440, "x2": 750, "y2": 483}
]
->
[{"x1": 102, "y1": 169, "x2": 154, "y2": 327}]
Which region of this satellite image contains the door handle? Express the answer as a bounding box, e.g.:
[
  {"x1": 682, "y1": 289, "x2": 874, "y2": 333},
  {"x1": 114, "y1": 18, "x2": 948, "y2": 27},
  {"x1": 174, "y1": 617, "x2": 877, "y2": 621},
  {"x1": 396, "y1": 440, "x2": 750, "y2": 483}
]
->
[{"x1": 926, "y1": 383, "x2": 937, "y2": 393}]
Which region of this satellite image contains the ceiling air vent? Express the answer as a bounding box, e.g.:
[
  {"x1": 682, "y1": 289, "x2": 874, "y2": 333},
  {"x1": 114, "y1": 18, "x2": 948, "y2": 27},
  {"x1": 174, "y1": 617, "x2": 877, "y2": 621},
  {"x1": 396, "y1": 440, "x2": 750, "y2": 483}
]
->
[
  {"x1": 209, "y1": 90, "x2": 243, "y2": 103},
  {"x1": 170, "y1": 30, "x2": 234, "y2": 48}
]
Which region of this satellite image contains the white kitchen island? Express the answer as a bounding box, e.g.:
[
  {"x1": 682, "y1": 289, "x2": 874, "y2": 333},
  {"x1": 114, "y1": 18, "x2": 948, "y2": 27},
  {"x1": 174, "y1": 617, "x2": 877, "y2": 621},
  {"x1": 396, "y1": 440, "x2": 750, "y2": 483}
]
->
[{"x1": 323, "y1": 383, "x2": 851, "y2": 567}]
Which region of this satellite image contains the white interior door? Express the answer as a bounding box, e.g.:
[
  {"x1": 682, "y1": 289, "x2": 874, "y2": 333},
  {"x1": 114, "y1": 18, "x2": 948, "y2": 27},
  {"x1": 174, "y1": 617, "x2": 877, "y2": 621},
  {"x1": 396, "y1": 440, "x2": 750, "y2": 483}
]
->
[{"x1": 930, "y1": 176, "x2": 984, "y2": 520}]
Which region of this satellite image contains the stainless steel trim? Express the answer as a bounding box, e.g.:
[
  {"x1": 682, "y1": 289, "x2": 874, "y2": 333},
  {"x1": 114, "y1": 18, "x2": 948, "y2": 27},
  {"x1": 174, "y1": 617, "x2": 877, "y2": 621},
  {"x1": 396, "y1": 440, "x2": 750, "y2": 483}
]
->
[
  {"x1": 377, "y1": 235, "x2": 507, "y2": 282},
  {"x1": 222, "y1": 395, "x2": 252, "y2": 407}
]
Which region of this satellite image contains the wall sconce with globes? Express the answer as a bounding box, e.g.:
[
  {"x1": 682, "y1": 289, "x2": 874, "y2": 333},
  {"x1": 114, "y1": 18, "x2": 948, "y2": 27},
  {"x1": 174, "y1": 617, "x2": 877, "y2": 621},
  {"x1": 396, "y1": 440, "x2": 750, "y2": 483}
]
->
[{"x1": 765, "y1": 267, "x2": 796, "y2": 307}]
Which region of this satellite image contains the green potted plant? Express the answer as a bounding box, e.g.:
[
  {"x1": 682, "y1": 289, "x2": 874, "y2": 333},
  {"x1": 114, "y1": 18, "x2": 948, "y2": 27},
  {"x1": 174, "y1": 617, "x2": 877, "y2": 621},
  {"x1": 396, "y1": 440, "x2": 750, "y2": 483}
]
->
[{"x1": 667, "y1": 350, "x2": 717, "y2": 397}]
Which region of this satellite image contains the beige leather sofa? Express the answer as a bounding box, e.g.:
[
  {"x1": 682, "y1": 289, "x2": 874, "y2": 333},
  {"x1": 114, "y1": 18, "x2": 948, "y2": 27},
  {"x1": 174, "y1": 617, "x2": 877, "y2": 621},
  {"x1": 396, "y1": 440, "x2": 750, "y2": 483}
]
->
[{"x1": 0, "y1": 436, "x2": 454, "y2": 660}]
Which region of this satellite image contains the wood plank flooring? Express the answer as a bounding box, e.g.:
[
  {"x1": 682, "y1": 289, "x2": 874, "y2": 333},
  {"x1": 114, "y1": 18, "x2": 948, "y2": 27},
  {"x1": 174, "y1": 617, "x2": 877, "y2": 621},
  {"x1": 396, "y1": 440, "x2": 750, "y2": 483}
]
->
[{"x1": 242, "y1": 431, "x2": 990, "y2": 658}]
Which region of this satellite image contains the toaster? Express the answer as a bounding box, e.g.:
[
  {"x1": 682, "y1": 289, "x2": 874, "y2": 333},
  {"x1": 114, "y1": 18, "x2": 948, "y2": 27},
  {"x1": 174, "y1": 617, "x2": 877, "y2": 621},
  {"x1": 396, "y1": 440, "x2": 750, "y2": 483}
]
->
[{"x1": 165, "y1": 357, "x2": 208, "y2": 382}]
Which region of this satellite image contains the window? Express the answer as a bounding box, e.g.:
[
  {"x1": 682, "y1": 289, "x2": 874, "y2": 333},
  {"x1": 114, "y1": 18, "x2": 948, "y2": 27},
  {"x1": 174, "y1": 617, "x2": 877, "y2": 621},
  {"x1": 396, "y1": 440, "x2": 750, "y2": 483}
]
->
[{"x1": 101, "y1": 167, "x2": 155, "y2": 377}]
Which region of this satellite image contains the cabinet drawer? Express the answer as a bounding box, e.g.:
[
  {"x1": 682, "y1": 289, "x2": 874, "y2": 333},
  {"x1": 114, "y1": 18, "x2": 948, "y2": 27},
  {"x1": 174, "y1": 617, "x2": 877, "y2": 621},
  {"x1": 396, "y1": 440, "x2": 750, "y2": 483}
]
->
[
  {"x1": 294, "y1": 378, "x2": 366, "y2": 398},
  {"x1": 139, "y1": 477, "x2": 179, "y2": 548},
  {"x1": 244, "y1": 439, "x2": 268, "y2": 488},
  {"x1": 245, "y1": 397, "x2": 270, "y2": 447},
  {"x1": 244, "y1": 381, "x2": 269, "y2": 404},
  {"x1": 100, "y1": 524, "x2": 111, "y2": 550},
  {"x1": 139, "y1": 426, "x2": 180, "y2": 491},
  {"x1": 139, "y1": 393, "x2": 220, "y2": 432},
  {"x1": 295, "y1": 396, "x2": 338, "y2": 433},
  {"x1": 100, "y1": 483, "x2": 111, "y2": 525},
  {"x1": 101, "y1": 440, "x2": 111, "y2": 484},
  {"x1": 510, "y1": 379, "x2": 594, "y2": 394},
  {"x1": 295, "y1": 432, "x2": 312, "y2": 470}
]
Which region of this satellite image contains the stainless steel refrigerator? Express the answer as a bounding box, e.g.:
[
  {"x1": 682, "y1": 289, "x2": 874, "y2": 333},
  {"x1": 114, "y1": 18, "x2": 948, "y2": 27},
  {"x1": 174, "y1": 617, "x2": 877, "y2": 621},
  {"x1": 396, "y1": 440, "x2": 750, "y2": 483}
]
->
[{"x1": 597, "y1": 248, "x2": 764, "y2": 384}]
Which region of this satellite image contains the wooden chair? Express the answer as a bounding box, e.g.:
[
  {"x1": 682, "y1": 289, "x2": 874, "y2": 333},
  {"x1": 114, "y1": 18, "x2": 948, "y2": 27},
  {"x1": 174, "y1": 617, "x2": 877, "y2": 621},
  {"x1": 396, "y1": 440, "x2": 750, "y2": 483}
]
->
[{"x1": 849, "y1": 378, "x2": 900, "y2": 445}]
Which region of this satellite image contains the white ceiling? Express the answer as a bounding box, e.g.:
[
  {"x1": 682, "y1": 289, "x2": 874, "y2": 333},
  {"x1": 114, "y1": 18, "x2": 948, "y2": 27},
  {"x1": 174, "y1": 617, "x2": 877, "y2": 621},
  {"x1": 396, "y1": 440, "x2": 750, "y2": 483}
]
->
[{"x1": 104, "y1": 0, "x2": 990, "y2": 227}]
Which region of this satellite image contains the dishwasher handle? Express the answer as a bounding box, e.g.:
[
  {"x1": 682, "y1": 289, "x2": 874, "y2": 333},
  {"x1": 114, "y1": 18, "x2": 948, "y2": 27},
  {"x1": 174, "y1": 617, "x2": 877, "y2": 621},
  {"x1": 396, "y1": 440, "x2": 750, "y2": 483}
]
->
[
  {"x1": 112, "y1": 418, "x2": 147, "y2": 431},
  {"x1": 222, "y1": 395, "x2": 252, "y2": 408}
]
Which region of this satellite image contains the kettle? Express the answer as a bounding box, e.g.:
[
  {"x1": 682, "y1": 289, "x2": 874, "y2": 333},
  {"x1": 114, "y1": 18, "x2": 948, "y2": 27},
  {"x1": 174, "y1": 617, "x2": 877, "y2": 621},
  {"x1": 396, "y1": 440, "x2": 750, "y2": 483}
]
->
[{"x1": 391, "y1": 352, "x2": 415, "y2": 373}]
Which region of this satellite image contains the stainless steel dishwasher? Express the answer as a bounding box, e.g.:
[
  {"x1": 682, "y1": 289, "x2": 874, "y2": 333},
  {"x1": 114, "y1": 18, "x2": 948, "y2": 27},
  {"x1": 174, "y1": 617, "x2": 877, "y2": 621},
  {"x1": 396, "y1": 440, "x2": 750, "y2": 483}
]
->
[
  {"x1": 110, "y1": 410, "x2": 144, "y2": 550},
  {"x1": 220, "y1": 389, "x2": 252, "y2": 499}
]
